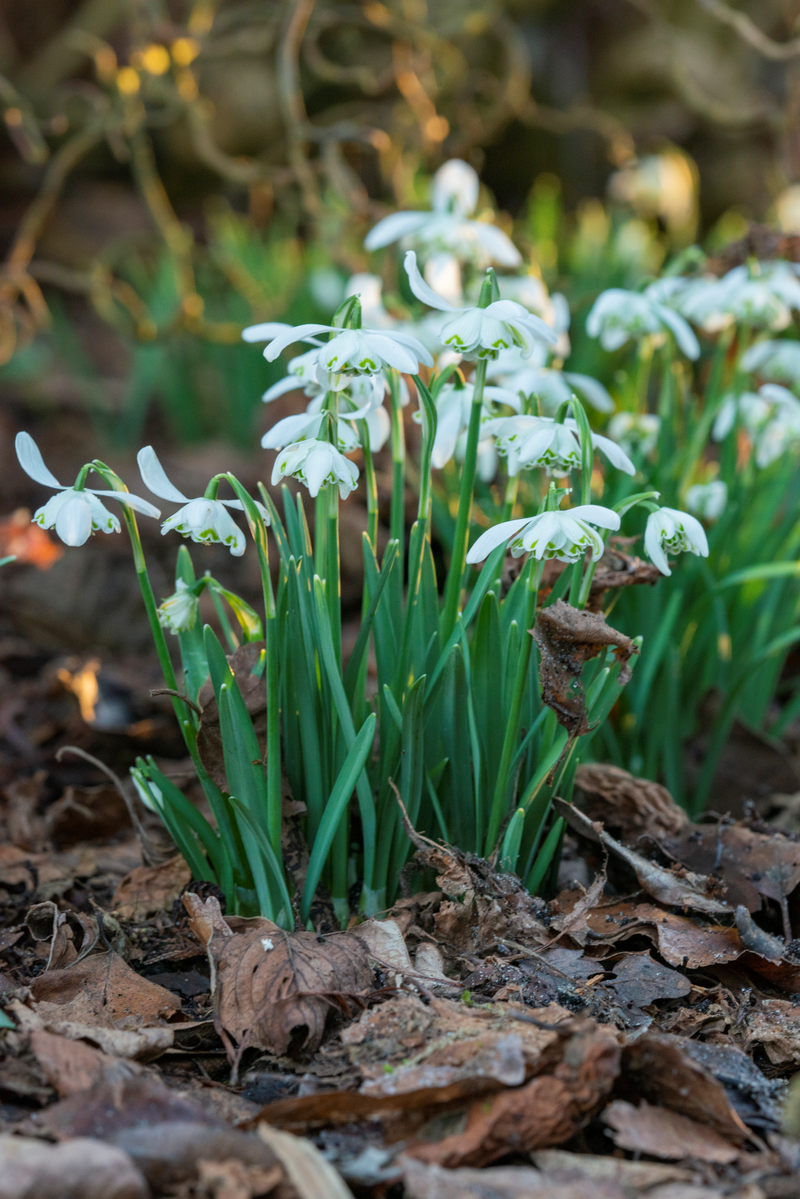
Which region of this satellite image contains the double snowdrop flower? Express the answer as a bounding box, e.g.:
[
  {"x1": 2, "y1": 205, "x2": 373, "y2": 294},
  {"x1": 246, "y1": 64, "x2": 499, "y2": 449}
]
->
[
  {"x1": 364, "y1": 158, "x2": 521, "y2": 270},
  {"x1": 496, "y1": 277, "x2": 571, "y2": 358},
  {"x1": 680, "y1": 263, "x2": 800, "y2": 333},
  {"x1": 15, "y1": 432, "x2": 160, "y2": 547},
  {"x1": 467, "y1": 504, "x2": 621, "y2": 564},
  {"x1": 404, "y1": 251, "x2": 556, "y2": 361},
  {"x1": 742, "y1": 339, "x2": 800, "y2": 385},
  {"x1": 415, "y1": 380, "x2": 522, "y2": 471},
  {"x1": 586, "y1": 288, "x2": 699, "y2": 359},
  {"x1": 607, "y1": 412, "x2": 661, "y2": 457},
  {"x1": 272, "y1": 439, "x2": 359, "y2": 500},
  {"x1": 138, "y1": 447, "x2": 267, "y2": 557},
  {"x1": 243, "y1": 315, "x2": 432, "y2": 389},
  {"x1": 488, "y1": 351, "x2": 614, "y2": 414},
  {"x1": 712, "y1": 384, "x2": 800, "y2": 465},
  {"x1": 157, "y1": 579, "x2": 200, "y2": 635},
  {"x1": 644, "y1": 507, "x2": 708, "y2": 576},
  {"x1": 685, "y1": 481, "x2": 727, "y2": 522},
  {"x1": 484, "y1": 415, "x2": 635, "y2": 477}
]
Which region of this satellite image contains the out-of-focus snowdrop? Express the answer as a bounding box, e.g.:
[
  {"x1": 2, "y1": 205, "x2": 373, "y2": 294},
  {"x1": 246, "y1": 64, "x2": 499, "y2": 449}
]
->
[
  {"x1": 364, "y1": 159, "x2": 521, "y2": 270},
  {"x1": 344, "y1": 274, "x2": 396, "y2": 328},
  {"x1": 415, "y1": 379, "x2": 521, "y2": 471},
  {"x1": 271, "y1": 439, "x2": 359, "y2": 499},
  {"x1": 496, "y1": 276, "x2": 571, "y2": 358},
  {"x1": 680, "y1": 263, "x2": 800, "y2": 333},
  {"x1": 485, "y1": 415, "x2": 635, "y2": 477},
  {"x1": 608, "y1": 151, "x2": 698, "y2": 243},
  {"x1": 645, "y1": 507, "x2": 708, "y2": 576},
  {"x1": 404, "y1": 252, "x2": 556, "y2": 360},
  {"x1": 586, "y1": 288, "x2": 700, "y2": 359},
  {"x1": 713, "y1": 384, "x2": 800, "y2": 467},
  {"x1": 489, "y1": 350, "x2": 614, "y2": 415},
  {"x1": 685, "y1": 480, "x2": 727, "y2": 522},
  {"x1": 607, "y1": 411, "x2": 661, "y2": 457},
  {"x1": 741, "y1": 339, "x2": 800, "y2": 386}
]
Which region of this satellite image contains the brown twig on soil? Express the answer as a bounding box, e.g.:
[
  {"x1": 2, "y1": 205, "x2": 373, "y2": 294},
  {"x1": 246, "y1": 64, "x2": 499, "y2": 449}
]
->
[{"x1": 55, "y1": 744, "x2": 162, "y2": 866}]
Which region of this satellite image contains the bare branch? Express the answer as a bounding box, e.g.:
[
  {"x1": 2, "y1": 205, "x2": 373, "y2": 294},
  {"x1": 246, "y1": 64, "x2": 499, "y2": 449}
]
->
[{"x1": 695, "y1": 0, "x2": 800, "y2": 61}]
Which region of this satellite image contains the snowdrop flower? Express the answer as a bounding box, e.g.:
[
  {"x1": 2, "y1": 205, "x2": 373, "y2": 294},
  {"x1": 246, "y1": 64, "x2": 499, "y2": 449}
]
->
[
  {"x1": 157, "y1": 579, "x2": 200, "y2": 634},
  {"x1": 244, "y1": 318, "x2": 432, "y2": 388},
  {"x1": 261, "y1": 411, "x2": 357, "y2": 453},
  {"x1": 485, "y1": 415, "x2": 635, "y2": 477},
  {"x1": 404, "y1": 251, "x2": 556, "y2": 360},
  {"x1": 497, "y1": 278, "x2": 571, "y2": 357},
  {"x1": 712, "y1": 384, "x2": 800, "y2": 461},
  {"x1": 414, "y1": 380, "x2": 521, "y2": 469},
  {"x1": 607, "y1": 412, "x2": 660, "y2": 457},
  {"x1": 489, "y1": 353, "x2": 614, "y2": 414},
  {"x1": 685, "y1": 481, "x2": 727, "y2": 522},
  {"x1": 467, "y1": 504, "x2": 620, "y2": 564},
  {"x1": 138, "y1": 447, "x2": 266, "y2": 557},
  {"x1": 586, "y1": 288, "x2": 699, "y2": 359},
  {"x1": 364, "y1": 158, "x2": 521, "y2": 269},
  {"x1": 645, "y1": 507, "x2": 708, "y2": 576},
  {"x1": 741, "y1": 339, "x2": 800, "y2": 385},
  {"x1": 261, "y1": 348, "x2": 325, "y2": 404},
  {"x1": 15, "y1": 432, "x2": 160, "y2": 547},
  {"x1": 272, "y1": 439, "x2": 359, "y2": 500},
  {"x1": 680, "y1": 264, "x2": 800, "y2": 333}
]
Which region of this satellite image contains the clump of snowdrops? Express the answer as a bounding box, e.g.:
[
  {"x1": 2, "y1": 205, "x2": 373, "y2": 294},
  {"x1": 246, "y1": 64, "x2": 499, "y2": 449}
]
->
[{"x1": 16, "y1": 159, "x2": 773, "y2": 926}]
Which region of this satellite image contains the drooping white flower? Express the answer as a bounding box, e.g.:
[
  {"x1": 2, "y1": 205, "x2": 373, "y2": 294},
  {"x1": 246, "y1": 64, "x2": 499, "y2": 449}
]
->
[
  {"x1": 497, "y1": 277, "x2": 571, "y2": 357},
  {"x1": 741, "y1": 339, "x2": 800, "y2": 385},
  {"x1": 685, "y1": 481, "x2": 727, "y2": 522},
  {"x1": 261, "y1": 348, "x2": 325, "y2": 404},
  {"x1": 244, "y1": 318, "x2": 432, "y2": 387},
  {"x1": 712, "y1": 384, "x2": 800, "y2": 466},
  {"x1": 137, "y1": 447, "x2": 267, "y2": 557},
  {"x1": 364, "y1": 158, "x2": 521, "y2": 269},
  {"x1": 586, "y1": 288, "x2": 699, "y2": 359},
  {"x1": 404, "y1": 251, "x2": 556, "y2": 361},
  {"x1": 15, "y1": 432, "x2": 160, "y2": 547},
  {"x1": 413, "y1": 380, "x2": 521, "y2": 470},
  {"x1": 644, "y1": 507, "x2": 709, "y2": 576},
  {"x1": 607, "y1": 412, "x2": 661, "y2": 457},
  {"x1": 466, "y1": 504, "x2": 621, "y2": 564},
  {"x1": 261, "y1": 412, "x2": 357, "y2": 453},
  {"x1": 488, "y1": 351, "x2": 614, "y2": 414},
  {"x1": 271, "y1": 439, "x2": 359, "y2": 500},
  {"x1": 157, "y1": 579, "x2": 200, "y2": 634},
  {"x1": 485, "y1": 415, "x2": 635, "y2": 477},
  {"x1": 679, "y1": 263, "x2": 800, "y2": 333}
]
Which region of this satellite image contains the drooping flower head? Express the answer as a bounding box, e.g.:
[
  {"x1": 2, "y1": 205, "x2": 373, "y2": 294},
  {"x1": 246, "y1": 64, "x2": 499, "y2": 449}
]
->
[
  {"x1": 742, "y1": 339, "x2": 800, "y2": 386},
  {"x1": 415, "y1": 379, "x2": 521, "y2": 470},
  {"x1": 157, "y1": 579, "x2": 200, "y2": 634},
  {"x1": 466, "y1": 504, "x2": 621, "y2": 564},
  {"x1": 586, "y1": 288, "x2": 699, "y2": 359},
  {"x1": 364, "y1": 158, "x2": 521, "y2": 270},
  {"x1": 488, "y1": 350, "x2": 614, "y2": 414},
  {"x1": 607, "y1": 412, "x2": 661, "y2": 458},
  {"x1": 15, "y1": 432, "x2": 160, "y2": 547},
  {"x1": 271, "y1": 439, "x2": 359, "y2": 500},
  {"x1": 485, "y1": 415, "x2": 635, "y2": 477},
  {"x1": 685, "y1": 481, "x2": 727, "y2": 522},
  {"x1": 644, "y1": 507, "x2": 709, "y2": 576},
  {"x1": 138, "y1": 447, "x2": 267, "y2": 557},
  {"x1": 678, "y1": 263, "x2": 800, "y2": 333},
  {"x1": 404, "y1": 251, "x2": 557, "y2": 361}
]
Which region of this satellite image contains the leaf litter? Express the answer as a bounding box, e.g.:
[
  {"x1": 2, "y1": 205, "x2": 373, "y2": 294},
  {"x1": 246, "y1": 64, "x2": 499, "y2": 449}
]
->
[{"x1": 4, "y1": 676, "x2": 800, "y2": 1199}]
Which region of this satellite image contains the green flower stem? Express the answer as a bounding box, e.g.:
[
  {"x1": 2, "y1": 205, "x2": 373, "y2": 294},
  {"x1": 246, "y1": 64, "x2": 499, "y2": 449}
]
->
[
  {"x1": 326, "y1": 481, "x2": 341, "y2": 667},
  {"x1": 501, "y1": 472, "x2": 519, "y2": 523},
  {"x1": 484, "y1": 555, "x2": 544, "y2": 854},
  {"x1": 441, "y1": 357, "x2": 488, "y2": 642},
  {"x1": 388, "y1": 370, "x2": 406, "y2": 553},
  {"x1": 314, "y1": 492, "x2": 327, "y2": 577},
  {"x1": 358, "y1": 424, "x2": 379, "y2": 553}
]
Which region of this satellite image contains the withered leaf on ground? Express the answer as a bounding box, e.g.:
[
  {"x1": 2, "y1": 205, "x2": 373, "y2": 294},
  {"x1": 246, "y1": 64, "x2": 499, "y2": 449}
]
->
[
  {"x1": 602, "y1": 1100, "x2": 739, "y2": 1164},
  {"x1": 112, "y1": 854, "x2": 192, "y2": 920},
  {"x1": 554, "y1": 800, "x2": 730, "y2": 915},
  {"x1": 26, "y1": 949, "x2": 181, "y2": 1029},
  {"x1": 606, "y1": 951, "x2": 691, "y2": 1009},
  {"x1": 402, "y1": 1157, "x2": 628, "y2": 1199},
  {"x1": 10, "y1": 997, "x2": 175, "y2": 1060},
  {"x1": 575, "y1": 763, "x2": 689, "y2": 841},
  {"x1": 532, "y1": 1150, "x2": 694, "y2": 1190},
  {"x1": 577, "y1": 898, "x2": 743, "y2": 968},
  {"x1": 745, "y1": 998, "x2": 800, "y2": 1065},
  {"x1": 184, "y1": 894, "x2": 371, "y2": 1058},
  {"x1": 0, "y1": 1135, "x2": 148, "y2": 1199},
  {"x1": 28, "y1": 1027, "x2": 139, "y2": 1097},
  {"x1": 24, "y1": 900, "x2": 100, "y2": 970},
  {"x1": 533, "y1": 600, "x2": 638, "y2": 736},
  {"x1": 405, "y1": 1020, "x2": 620, "y2": 1168},
  {"x1": 257, "y1": 1122, "x2": 354, "y2": 1199},
  {"x1": 662, "y1": 822, "x2": 800, "y2": 917}
]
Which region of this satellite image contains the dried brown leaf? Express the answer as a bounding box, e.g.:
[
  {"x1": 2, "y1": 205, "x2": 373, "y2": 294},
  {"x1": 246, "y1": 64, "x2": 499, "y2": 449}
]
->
[
  {"x1": 28, "y1": 1027, "x2": 138, "y2": 1097},
  {"x1": 0, "y1": 1135, "x2": 148, "y2": 1199},
  {"x1": 257, "y1": 1122, "x2": 354, "y2": 1199},
  {"x1": 534, "y1": 600, "x2": 638, "y2": 736},
  {"x1": 405, "y1": 1021, "x2": 621, "y2": 1168},
  {"x1": 27, "y1": 949, "x2": 181, "y2": 1029},
  {"x1": 662, "y1": 823, "x2": 800, "y2": 915},
  {"x1": 603, "y1": 1100, "x2": 739, "y2": 1163},
  {"x1": 401, "y1": 1157, "x2": 627, "y2": 1199},
  {"x1": 113, "y1": 854, "x2": 192, "y2": 920},
  {"x1": 532, "y1": 1150, "x2": 693, "y2": 1189},
  {"x1": 575, "y1": 763, "x2": 689, "y2": 841}
]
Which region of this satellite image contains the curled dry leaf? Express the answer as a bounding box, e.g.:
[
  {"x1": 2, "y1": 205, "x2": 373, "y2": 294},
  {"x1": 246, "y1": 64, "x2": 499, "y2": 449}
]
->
[
  {"x1": 257, "y1": 1122, "x2": 354, "y2": 1199},
  {"x1": 0, "y1": 1135, "x2": 147, "y2": 1199},
  {"x1": 184, "y1": 894, "x2": 371, "y2": 1057},
  {"x1": 401, "y1": 1157, "x2": 628, "y2": 1199},
  {"x1": 26, "y1": 949, "x2": 181, "y2": 1029},
  {"x1": 533, "y1": 600, "x2": 638, "y2": 736},
  {"x1": 578, "y1": 899, "x2": 743, "y2": 968},
  {"x1": 745, "y1": 998, "x2": 800, "y2": 1065},
  {"x1": 586, "y1": 540, "x2": 661, "y2": 611},
  {"x1": 28, "y1": 1027, "x2": 140, "y2": 1097},
  {"x1": 24, "y1": 901, "x2": 100, "y2": 971},
  {"x1": 197, "y1": 1159, "x2": 284, "y2": 1199},
  {"x1": 662, "y1": 822, "x2": 800, "y2": 917},
  {"x1": 11, "y1": 998, "x2": 174, "y2": 1061},
  {"x1": 575, "y1": 763, "x2": 689, "y2": 841},
  {"x1": 554, "y1": 800, "x2": 730, "y2": 915},
  {"x1": 602, "y1": 1099, "x2": 739, "y2": 1164},
  {"x1": 405, "y1": 1020, "x2": 621, "y2": 1168},
  {"x1": 197, "y1": 641, "x2": 266, "y2": 790},
  {"x1": 112, "y1": 854, "x2": 192, "y2": 920}
]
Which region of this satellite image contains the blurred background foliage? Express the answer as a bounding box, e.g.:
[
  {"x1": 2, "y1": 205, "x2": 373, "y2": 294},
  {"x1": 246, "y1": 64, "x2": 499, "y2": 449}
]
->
[{"x1": 2, "y1": 0, "x2": 800, "y2": 445}]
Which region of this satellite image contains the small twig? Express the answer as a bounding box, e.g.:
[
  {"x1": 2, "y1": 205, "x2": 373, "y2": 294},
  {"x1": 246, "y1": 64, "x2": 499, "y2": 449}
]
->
[
  {"x1": 388, "y1": 777, "x2": 439, "y2": 852},
  {"x1": 695, "y1": 0, "x2": 800, "y2": 61},
  {"x1": 150, "y1": 688, "x2": 203, "y2": 717},
  {"x1": 55, "y1": 744, "x2": 160, "y2": 866}
]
